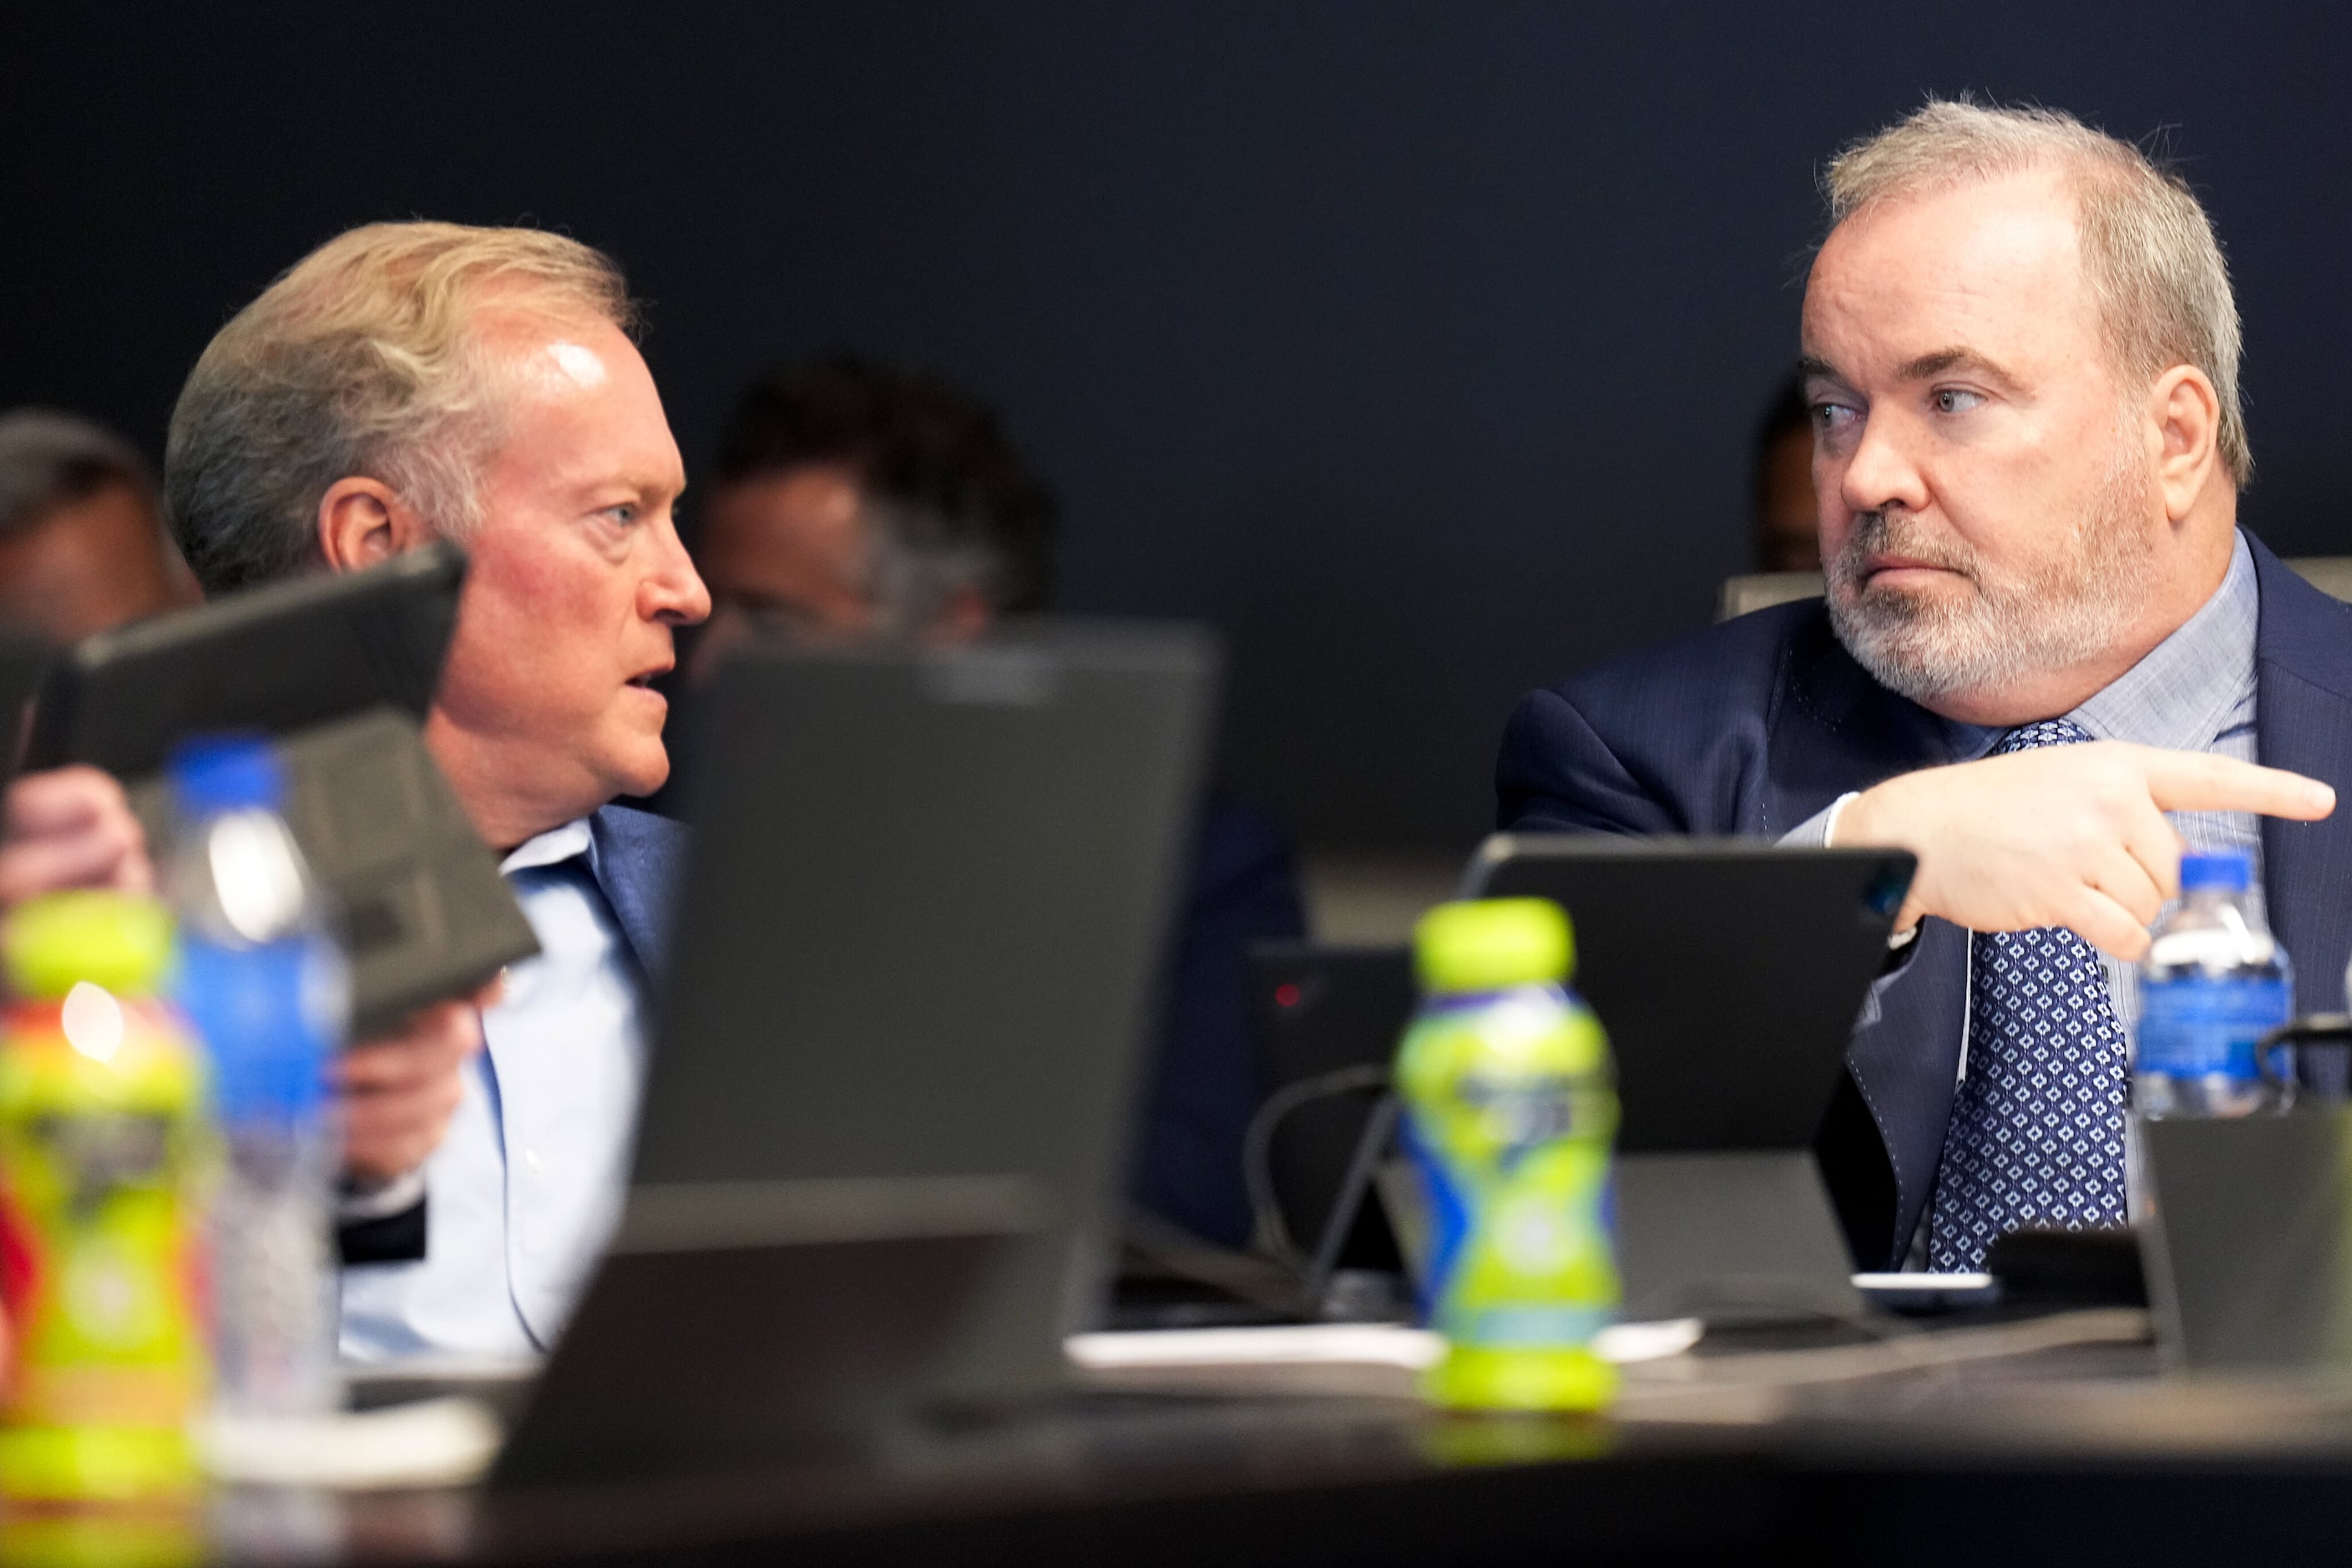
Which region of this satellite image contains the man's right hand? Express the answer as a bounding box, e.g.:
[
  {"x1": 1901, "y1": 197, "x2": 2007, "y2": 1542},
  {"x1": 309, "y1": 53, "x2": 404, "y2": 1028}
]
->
[
  {"x1": 1832, "y1": 741, "x2": 2335, "y2": 961},
  {"x1": 335, "y1": 979, "x2": 502, "y2": 1189},
  {"x1": 0, "y1": 766, "x2": 153, "y2": 908}
]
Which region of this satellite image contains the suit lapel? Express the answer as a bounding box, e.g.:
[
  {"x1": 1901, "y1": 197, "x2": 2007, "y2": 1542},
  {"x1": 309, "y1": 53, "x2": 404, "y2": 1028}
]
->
[
  {"x1": 1846, "y1": 918, "x2": 1970, "y2": 1259},
  {"x1": 1767, "y1": 609, "x2": 1988, "y2": 1262},
  {"x1": 2251, "y1": 538, "x2": 2352, "y2": 1014},
  {"x1": 587, "y1": 805, "x2": 690, "y2": 982}
]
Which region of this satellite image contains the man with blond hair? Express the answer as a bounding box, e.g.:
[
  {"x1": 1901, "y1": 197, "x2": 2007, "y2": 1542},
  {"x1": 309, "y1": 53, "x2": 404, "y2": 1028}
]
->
[
  {"x1": 167, "y1": 221, "x2": 710, "y2": 1356},
  {"x1": 1498, "y1": 101, "x2": 2352, "y2": 1272}
]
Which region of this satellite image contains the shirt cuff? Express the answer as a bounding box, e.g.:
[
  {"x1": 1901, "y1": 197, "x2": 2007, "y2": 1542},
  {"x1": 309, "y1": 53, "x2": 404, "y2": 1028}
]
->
[
  {"x1": 1784, "y1": 794, "x2": 1915, "y2": 949},
  {"x1": 1778, "y1": 792, "x2": 1860, "y2": 850},
  {"x1": 339, "y1": 1168, "x2": 428, "y2": 1222}
]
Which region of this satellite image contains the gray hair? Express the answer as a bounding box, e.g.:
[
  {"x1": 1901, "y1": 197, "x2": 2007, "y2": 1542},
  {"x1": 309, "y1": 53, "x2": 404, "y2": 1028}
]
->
[
  {"x1": 0, "y1": 409, "x2": 155, "y2": 535},
  {"x1": 1825, "y1": 99, "x2": 2248, "y2": 487},
  {"x1": 858, "y1": 494, "x2": 1005, "y2": 634},
  {"x1": 164, "y1": 221, "x2": 635, "y2": 594}
]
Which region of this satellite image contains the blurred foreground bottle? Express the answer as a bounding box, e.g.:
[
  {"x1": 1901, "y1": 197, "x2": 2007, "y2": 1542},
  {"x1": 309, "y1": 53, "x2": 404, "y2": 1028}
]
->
[
  {"x1": 0, "y1": 892, "x2": 208, "y2": 1501},
  {"x1": 0, "y1": 1501, "x2": 202, "y2": 1568},
  {"x1": 2136, "y1": 850, "x2": 2292, "y2": 1120},
  {"x1": 166, "y1": 737, "x2": 347, "y2": 1424},
  {"x1": 1394, "y1": 898, "x2": 1618, "y2": 1412}
]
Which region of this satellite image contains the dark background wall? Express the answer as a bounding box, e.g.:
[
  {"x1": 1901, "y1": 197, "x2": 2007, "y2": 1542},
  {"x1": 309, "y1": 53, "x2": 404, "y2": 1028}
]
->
[{"x1": 4, "y1": 3, "x2": 2347, "y2": 852}]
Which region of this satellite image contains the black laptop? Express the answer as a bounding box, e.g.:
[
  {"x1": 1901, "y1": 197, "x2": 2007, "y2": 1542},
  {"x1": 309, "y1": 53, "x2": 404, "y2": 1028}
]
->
[
  {"x1": 483, "y1": 624, "x2": 1216, "y2": 1485},
  {"x1": 1253, "y1": 835, "x2": 1914, "y2": 1319},
  {"x1": 1461, "y1": 834, "x2": 1913, "y2": 1153},
  {"x1": 492, "y1": 1175, "x2": 1038, "y2": 1485},
  {"x1": 610, "y1": 622, "x2": 1218, "y2": 1403}
]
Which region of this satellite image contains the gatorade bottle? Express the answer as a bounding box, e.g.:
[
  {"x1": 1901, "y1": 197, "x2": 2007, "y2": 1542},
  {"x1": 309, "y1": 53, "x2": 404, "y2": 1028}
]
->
[
  {"x1": 1394, "y1": 898, "x2": 1619, "y2": 1412},
  {"x1": 0, "y1": 892, "x2": 210, "y2": 1501}
]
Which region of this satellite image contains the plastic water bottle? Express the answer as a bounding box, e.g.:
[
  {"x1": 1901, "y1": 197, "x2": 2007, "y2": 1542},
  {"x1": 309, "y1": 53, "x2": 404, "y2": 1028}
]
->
[
  {"x1": 166, "y1": 737, "x2": 348, "y2": 1421},
  {"x1": 1393, "y1": 898, "x2": 1619, "y2": 1412},
  {"x1": 0, "y1": 892, "x2": 208, "y2": 1501},
  {"x1": 2135, "y1": 850, "x2": 2292, "y2": 1119}
]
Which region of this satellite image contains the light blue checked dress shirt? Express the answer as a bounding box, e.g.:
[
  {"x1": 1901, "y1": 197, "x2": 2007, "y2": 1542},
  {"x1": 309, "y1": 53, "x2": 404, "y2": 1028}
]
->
[{"x1": 1787, "y1": 532, "x2": 2262, "y2": 1250}]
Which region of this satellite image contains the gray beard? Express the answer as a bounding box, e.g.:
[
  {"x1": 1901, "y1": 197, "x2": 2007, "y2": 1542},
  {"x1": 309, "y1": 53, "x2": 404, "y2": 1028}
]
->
[{"x1": 1824, "y1": 452, "x2": 2156, "y2": 710}]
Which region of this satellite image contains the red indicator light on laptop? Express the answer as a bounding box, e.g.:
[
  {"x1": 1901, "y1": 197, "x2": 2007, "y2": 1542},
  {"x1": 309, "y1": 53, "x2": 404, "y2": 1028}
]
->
[{"x1": 1275, "y1": 982, "x2": 1302, "y2": 1009}]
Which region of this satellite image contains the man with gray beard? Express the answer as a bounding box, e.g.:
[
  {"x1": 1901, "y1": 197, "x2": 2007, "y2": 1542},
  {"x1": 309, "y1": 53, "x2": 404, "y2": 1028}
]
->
[{"x1": 1496, "y1": 99, "x2": 2348, "y2": 1273}]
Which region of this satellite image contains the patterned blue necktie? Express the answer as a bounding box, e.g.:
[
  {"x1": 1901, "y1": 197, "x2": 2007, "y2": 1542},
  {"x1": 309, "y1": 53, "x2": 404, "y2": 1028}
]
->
[{"x1": 1927, "y1": 717, "x2": 2129, "y2": 1272}]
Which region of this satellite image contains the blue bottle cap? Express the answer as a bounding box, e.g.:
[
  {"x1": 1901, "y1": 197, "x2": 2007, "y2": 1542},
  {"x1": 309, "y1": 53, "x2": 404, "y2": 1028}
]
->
[
  {"x1": 167, "y1": 734, "x2": 285, "y2": 817},
  {"x1": 2179, "y1": 851, "x2": 2252, "y2": 893}
]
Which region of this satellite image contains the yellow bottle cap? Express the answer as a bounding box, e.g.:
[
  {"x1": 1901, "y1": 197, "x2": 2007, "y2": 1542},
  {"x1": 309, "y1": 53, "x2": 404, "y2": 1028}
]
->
[
  {"x1": 3, "y1": 891, "x2": 174, "y2": 1002},
  {"x1": 1414, "y1": 898, "x2": 1573, "y2": 994}
]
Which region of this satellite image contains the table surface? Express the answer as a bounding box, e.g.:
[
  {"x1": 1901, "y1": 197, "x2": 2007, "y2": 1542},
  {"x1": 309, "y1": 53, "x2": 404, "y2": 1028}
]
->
[{"x1": 38, "y1": 1309, "x2": 2352, "y2": 1566}]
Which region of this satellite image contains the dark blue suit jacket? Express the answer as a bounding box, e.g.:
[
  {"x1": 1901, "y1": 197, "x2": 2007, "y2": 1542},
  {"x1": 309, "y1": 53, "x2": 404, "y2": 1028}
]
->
[
  {"x1": 1495, "y1": 531, "x2": 2352, "y2": 1267},
  {"x1": 1131, "y1": 797, "x2": 1308, "y2": 1247}
]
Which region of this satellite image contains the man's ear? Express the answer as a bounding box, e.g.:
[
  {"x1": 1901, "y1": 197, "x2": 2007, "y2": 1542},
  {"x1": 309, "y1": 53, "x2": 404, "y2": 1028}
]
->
[
  {"x1": 317, "y1": 477, "x2": 432, "y2": 572},
  {"x1": 2150, "y1": 364, "x2": 2223, "y2": 524}
]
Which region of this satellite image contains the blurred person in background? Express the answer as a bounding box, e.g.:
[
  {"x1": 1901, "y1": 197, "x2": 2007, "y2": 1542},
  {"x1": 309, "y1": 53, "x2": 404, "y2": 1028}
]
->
[
  {"x1": 694, "y1": 356, "x2": 1056, "y2": 656},
  {"x1": 695, "y1": 357, "x2": 1305, "y2": 1250},
  {"x1": 0, "y1": 410, "x2": 195, "y2": 1368},
  {"x1": 1750, "y1": 375, "x2": 1821, "y2": 573},
  {"x1": 0, "y1": 410, "x2": 198, "y2": 644}
]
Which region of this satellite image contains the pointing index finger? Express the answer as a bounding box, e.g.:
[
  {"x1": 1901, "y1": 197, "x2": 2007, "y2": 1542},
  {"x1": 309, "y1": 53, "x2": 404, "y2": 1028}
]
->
[{"x1": 2142, "y1": 749, "x2": 2335, "y2": 821}]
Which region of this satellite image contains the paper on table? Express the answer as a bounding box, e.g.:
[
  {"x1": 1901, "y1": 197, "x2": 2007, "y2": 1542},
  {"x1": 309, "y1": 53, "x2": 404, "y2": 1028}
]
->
[
  {"x1": 201, "y1": 1397, "x2": 504, "y2": 1490},
  {"x1": 1065, "y1": 1318, "x2": 1702, "y2": 1371}
]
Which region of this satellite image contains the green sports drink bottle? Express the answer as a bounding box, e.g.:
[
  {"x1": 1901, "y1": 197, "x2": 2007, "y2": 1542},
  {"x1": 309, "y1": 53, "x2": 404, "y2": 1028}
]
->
[
  {"x1": 0, "y1": 892, "x2": 210, "y2": 1501},
  {"x1": 1394, "y1": 898, "x2": 1619, "y2": 1411}
]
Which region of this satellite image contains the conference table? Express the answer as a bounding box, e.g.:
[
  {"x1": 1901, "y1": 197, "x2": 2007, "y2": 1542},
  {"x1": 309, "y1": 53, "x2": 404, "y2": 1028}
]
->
[{"x1": 164, "y1": 1306, "x2": 2352, "y2": 1565}]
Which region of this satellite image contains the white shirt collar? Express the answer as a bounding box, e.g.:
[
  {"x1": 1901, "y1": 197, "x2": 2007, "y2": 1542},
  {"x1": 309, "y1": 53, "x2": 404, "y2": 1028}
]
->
[{"x1": 498, "y1": 818, "x2": 594, "y2": 876}]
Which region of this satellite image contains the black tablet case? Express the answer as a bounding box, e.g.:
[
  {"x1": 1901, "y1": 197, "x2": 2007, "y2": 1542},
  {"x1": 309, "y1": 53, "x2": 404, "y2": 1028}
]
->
[{"x1": 24, "y1": 543, "x2": 538, "y2": 1038}]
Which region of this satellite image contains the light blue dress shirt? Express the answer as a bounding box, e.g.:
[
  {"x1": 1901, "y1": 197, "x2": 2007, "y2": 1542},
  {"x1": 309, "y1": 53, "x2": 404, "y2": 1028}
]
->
[{"x1": 338, "y1": 818, "x2": 647, "y2": 1361}]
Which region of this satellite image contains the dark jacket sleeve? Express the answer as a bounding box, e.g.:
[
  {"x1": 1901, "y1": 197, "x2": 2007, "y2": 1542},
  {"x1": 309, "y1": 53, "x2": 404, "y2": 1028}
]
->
[
  {"x1": 1130, "y1": 797, "x2": 1309, "y2": 1248},
  {"x1": 1496, "y1": 686, "x2": 1692, "y2": 836},
  {"x1": 340, "y1": 1201, "x2": 427, "y2": 1266}
]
